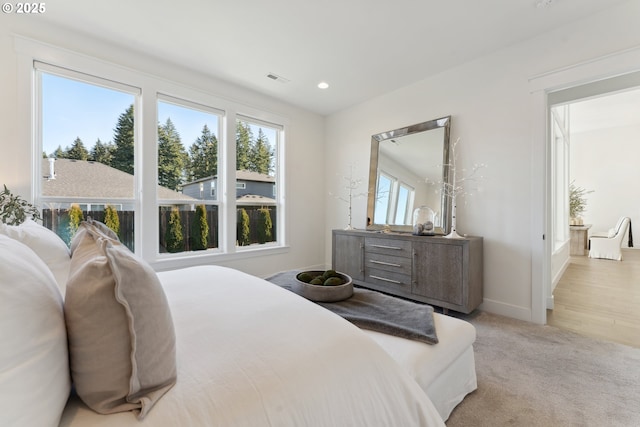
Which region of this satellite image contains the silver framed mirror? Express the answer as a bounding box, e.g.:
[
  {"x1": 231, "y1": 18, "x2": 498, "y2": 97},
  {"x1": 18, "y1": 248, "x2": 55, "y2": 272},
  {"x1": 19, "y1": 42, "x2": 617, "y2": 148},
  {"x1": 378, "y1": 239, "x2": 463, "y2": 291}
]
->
[{"x1": 366, "y1": 116, "x2": 451, "y2": 234}]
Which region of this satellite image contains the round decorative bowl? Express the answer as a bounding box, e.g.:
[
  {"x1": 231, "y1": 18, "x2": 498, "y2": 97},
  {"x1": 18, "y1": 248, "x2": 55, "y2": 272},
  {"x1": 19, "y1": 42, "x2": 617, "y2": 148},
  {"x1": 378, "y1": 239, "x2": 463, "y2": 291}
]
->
[{"x1": 293, "y1": 270, "x2": 353, "y2": 302}]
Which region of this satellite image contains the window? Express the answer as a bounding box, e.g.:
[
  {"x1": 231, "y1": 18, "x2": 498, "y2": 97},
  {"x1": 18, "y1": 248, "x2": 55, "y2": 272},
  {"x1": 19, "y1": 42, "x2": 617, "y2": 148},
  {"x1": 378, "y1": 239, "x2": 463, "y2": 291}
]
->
[
  {"x1": 551, "y1": 104, "x2": 570, "y2": 252},
  {"x1": 235, "y1": 117, "x2": 280, "y2": 248},
  {"x1": 157, "y1": 96, "x2": 221, "y2": 254},
  {"x1": 394, "y1": 182, "x2": 414, "y2": 224},
  {"x1": 374, "y1": 173, "x2": 393, "y2": 224},
  {"x1": 31, "y1": 52, "x2": 287, "y2": 263},
  {"x1": 37, "y1": 65, "x2": 139, "y2": 250},
  {"x1": 374, "y1": 172, "x2": 415, "y2": 225}
]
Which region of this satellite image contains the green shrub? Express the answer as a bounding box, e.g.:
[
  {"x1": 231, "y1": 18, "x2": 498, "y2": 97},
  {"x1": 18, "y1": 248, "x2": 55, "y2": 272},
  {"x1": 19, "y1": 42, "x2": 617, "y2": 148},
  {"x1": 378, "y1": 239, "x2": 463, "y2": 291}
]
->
[
  {"x1": 166, "y1": 206, "x2": 184, "y2": 253},
  {"x1": 68, "y1": 204, "x2": 83, "y2": 240},
  {"x1": 104, "y1": 204, "x2": 120, "y2": 237},
  {"x1": 257, "y1": 208, "x2": 273, "y2": 244},
  {"x1": 190, "y1": 204, "x2": 209, "y2": 250},
  {"x1": 237, "y1": 208, "x2": 250, "y2": 246}
]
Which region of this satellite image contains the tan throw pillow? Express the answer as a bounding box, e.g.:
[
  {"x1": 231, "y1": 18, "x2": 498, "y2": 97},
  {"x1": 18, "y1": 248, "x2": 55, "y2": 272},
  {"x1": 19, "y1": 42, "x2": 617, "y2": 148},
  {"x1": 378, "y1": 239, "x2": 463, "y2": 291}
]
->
[{"x1": 65, "y1": 223, "x2": 177, "y2": 419}]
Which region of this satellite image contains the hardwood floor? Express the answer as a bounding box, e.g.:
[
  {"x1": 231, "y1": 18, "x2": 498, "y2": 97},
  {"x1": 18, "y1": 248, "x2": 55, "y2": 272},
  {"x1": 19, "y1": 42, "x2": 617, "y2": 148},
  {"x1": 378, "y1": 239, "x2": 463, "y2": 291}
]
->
[{"x1": 547, "y1": 248, "x2": 640, "y2": 348}]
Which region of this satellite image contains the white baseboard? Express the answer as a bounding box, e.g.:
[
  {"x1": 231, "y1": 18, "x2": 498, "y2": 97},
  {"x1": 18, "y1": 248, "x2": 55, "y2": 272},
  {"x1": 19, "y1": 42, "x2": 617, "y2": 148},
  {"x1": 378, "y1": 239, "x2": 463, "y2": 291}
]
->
[
  {"x1": 479, "y1": 298, "x2": 533, "y2": 323},
  {"x1": 551, "y1": 257, "x2": 570, "y2": 291}
]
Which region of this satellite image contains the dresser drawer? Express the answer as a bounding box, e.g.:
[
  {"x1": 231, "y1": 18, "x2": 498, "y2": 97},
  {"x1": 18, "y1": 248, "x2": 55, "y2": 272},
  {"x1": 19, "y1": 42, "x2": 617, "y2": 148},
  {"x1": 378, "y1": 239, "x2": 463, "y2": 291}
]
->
[
  {"x1": 365, "y1": 237, "x2": 412, "y2": 257},
  {"x1": 365, "y1": 252, "x2": 411, "y2": 275},
  {"x1": 366, "y1": 267, "x2": 411, "y2": 292}
]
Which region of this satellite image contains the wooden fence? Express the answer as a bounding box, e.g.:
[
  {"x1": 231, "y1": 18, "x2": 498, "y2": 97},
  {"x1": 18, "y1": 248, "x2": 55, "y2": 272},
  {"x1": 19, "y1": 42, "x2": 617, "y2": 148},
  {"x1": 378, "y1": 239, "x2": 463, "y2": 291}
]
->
[{"x1": 42, "y1": 205, "x2": 276, "y2": 253}]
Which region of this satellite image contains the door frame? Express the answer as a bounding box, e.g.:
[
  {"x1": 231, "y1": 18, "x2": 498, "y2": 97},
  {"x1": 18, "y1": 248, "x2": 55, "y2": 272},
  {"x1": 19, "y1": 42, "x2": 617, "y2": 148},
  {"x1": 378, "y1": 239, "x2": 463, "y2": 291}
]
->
[{"x1": 529, "y1": 46, "x2": 640, "y2": 324}]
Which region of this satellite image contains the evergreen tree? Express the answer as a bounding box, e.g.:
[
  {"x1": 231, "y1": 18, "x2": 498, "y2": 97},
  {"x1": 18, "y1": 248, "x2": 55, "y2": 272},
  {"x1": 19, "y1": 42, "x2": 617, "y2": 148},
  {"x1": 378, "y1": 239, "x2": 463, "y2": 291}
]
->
[
  {"x1": 104, "y1": 204, "x2": 120, "y2": 238},
  {"x1": 237, "y1": 208, "x2": 250, "y2": 246},
  {"x1": 53, "y1": 145, "x2": 67, "y2": 159},
  {"x1": 250, "y1": 128, "x2": 273, "y2": 175},
  {"x1": 66, "y1": 137, "x2": 89, "y2": 161},
  {"x1": 111, "y1": 104, "x2": 135, "y2": 174},
  {"x1": 236, "y1": 121, "x2": 252, "y2": 171},
  {"x1": 256, "y1": 207, "x2": 273, "y2": 244},
  {"x1": 91, "y1": 138, "x2": 114, "y2": 165},
  {"x1": 165, "y1": 206, "x2": 184, "y2": 253},
  {"x1": 187, "y1": 124, "x2": 218, "y2": 181},
  {"x1": 190, "y1": 204, "x2": 209, "y2": 250},
  {"x1": 158, "y1": 118, "x2": 188, "y2": 191}
]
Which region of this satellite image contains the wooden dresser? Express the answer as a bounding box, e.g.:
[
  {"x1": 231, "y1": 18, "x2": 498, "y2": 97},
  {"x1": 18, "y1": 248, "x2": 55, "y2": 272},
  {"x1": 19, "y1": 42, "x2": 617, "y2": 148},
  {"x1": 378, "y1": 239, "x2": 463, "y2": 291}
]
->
[{"x1": 332, "y1": 229, "x2": 483, "y2": 314}]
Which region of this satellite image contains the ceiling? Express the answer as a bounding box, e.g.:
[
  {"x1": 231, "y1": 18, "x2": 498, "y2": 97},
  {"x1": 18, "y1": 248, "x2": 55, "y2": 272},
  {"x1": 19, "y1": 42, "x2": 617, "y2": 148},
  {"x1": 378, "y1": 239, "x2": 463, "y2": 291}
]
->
[
  {"x1": 35, "y1": 0, "x2": 630, "y2": 116},
  {"x1": 570, "y1": 88, "x2": 640, "y2": 133}
]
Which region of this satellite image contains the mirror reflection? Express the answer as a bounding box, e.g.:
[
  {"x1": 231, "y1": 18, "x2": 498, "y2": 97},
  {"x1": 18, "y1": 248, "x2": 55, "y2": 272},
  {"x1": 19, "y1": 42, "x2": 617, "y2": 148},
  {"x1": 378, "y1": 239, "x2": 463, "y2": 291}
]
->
[{"x1": 367, "y1": 116, "x2": 451, "y2": 234}]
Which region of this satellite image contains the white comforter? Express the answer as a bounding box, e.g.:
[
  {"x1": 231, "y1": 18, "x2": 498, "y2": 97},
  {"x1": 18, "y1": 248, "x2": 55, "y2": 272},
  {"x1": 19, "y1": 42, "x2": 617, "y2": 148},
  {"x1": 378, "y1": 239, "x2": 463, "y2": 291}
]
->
[{"x1": 59, "y1": 265, "x2": 445, "y2": 426}]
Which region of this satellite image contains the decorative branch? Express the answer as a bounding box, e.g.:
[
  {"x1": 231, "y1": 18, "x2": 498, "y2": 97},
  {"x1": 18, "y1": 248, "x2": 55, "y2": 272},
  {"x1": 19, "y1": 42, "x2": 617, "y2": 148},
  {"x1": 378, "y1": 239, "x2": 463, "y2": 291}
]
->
[
  {"x1": 440, "y1": 138, "x2": 486, "y2": 200},
  {"x1": 329, "y1": 163, "x2": 368, "y2": 229},
  {"x1": 427, "y1": 138, "x2": 486, "y2": 238}
]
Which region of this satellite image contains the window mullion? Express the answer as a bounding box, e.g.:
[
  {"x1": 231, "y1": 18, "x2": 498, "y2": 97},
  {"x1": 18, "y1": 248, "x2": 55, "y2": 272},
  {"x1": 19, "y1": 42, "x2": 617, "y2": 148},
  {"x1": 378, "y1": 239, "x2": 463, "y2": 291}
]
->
[
  {"x1": 221, "y1": 111, "x2": 237, "y2": 253},
  {"x1": 139, "y1": 90, "x2": 157, "y2": 259}
]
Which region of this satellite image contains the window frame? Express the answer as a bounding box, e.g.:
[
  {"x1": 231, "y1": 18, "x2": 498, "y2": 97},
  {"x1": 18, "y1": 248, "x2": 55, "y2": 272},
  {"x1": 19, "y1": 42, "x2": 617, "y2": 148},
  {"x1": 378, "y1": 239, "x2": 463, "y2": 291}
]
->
[
  {"x1": 35, "y1": 63, "x2": 142, "y2": 251},
  {"x1": 156, "y1": 94, "x2": 224, "y2": 256},
  {"x1": 21, "y1": 38, "x2": 289, "y2": 269},
  {"x1": 234, "y1": 115, "x2": 283, "y2": 251}
]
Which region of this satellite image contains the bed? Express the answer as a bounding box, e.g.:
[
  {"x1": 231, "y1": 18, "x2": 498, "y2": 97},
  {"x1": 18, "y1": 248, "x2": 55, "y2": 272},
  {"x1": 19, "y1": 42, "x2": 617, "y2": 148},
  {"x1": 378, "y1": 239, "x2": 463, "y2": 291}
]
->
[{"x1": 0, "y1": 219, "x2": 476, "y2": 427}]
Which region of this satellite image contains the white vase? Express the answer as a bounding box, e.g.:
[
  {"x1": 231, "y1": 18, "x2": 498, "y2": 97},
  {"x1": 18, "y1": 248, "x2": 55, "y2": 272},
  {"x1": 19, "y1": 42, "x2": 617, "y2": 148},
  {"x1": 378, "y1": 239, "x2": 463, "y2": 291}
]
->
[{"x1": 445, "y1": 194, "x2": 464, "y2": 239}]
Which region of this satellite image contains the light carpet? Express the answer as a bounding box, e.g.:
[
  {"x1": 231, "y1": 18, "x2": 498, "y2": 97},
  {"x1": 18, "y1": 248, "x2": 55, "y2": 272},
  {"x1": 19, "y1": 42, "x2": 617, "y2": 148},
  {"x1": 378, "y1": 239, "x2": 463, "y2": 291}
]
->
[{"x1": 446, "y1": 311, "x2": 640, "y2": 426}]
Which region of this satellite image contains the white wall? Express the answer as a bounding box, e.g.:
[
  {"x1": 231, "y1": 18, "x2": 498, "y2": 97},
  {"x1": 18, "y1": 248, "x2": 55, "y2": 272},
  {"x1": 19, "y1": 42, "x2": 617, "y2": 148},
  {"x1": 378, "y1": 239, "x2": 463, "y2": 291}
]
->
[
  {"x1": 0, "y1": 18, "x2": 326, "y2": 279},
  {"x1": 571, "y1": 124, "x2": 640, "y2": 246},
  {"x1": 324, "y1": 0, "x2": 640, "y2": 321}
]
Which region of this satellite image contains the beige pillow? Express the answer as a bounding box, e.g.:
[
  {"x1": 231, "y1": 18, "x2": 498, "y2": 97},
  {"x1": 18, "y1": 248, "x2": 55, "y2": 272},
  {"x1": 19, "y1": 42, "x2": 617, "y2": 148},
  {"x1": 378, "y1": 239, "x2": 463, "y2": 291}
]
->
[{"x1": 65, "y1": 223, "x2": 176, "y2": 419}]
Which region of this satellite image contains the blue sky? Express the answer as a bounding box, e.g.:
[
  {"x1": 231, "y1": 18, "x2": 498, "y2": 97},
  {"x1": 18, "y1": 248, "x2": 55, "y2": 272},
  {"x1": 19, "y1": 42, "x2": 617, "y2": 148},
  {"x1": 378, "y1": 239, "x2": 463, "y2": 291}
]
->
[{"x1": 42, "y1": 72, "x2": 276, "y2": 158}]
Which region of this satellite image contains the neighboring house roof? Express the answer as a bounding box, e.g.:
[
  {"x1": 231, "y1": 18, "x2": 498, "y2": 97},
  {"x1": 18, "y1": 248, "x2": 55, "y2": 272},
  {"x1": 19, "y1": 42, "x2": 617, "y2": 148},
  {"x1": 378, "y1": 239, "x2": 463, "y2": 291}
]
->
[
  {"x1": 184, "y1": 169, "x2": 275, "y2": 186},
  {"x1": 237, "y1": 194, "x2": 276, "y2": 204},
  {"x1": 237, "y1": 170, "x2": 275, "y2": 183},
  {"x1": 42, "y1": 158, "x2": 195, "y2": 201}
]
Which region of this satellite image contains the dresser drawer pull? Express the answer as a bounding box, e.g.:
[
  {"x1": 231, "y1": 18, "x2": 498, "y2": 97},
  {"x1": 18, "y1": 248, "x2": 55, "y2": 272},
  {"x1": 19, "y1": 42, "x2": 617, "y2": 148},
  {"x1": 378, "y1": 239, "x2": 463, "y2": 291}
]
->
[
  {"x1": 369, "y1": 260, "x2": 402, "y2": 268},
  {"x1": 369, "y1": 275, "x2": 402, "y2": 284},
  {"x1": 370, "y1": 244, "x2": 403, "y2": 250}
]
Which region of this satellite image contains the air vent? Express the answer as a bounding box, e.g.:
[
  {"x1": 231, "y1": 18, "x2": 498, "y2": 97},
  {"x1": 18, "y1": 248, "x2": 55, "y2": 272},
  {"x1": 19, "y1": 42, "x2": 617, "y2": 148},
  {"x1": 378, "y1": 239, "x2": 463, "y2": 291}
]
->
[{"x1": 266, "y1": 72, "x2": 291, "y2": 84}]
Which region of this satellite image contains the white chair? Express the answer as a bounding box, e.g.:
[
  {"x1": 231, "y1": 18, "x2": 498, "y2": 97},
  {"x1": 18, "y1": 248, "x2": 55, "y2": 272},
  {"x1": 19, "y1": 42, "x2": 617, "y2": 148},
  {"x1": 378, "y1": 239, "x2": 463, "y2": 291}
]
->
[{"x1": 588, "y1": 216, "x2": 631, "y2": 261}]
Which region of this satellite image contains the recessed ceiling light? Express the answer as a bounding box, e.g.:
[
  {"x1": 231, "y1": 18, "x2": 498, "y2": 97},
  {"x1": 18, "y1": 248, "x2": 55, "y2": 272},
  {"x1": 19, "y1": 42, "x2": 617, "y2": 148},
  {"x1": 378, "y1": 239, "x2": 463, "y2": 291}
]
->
[{"x1": 317, "y1": 81, "x2": 329, "y2": 89}]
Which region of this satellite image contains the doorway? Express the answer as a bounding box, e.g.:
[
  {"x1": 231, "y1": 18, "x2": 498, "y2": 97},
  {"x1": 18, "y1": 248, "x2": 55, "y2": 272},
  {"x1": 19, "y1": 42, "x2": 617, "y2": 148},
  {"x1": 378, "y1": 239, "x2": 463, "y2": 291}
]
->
[
  {"x1": 529, "y1": 46, "x2": 640, "y2": 325},
  {"x1": 545, "y1": 89, "x2": 640, "y2": 347}
]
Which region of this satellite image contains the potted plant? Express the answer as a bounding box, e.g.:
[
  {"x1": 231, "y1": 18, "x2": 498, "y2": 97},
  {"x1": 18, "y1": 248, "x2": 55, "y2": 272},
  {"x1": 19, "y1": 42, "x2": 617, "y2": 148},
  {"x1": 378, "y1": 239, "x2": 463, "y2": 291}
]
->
[
  {"x1": 0, "y1": 185, "x2": 41, "y2": 225},
  {"x1": 569, "y1": 181, "x2": 593, "y2": 226}
]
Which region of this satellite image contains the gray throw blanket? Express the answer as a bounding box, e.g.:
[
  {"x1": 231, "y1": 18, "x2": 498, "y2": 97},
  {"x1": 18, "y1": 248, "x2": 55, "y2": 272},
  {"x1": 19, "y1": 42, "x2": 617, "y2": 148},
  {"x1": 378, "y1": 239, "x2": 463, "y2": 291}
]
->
[{"x1": 266, "y1": 271, "x2": 438, "y2": 345}]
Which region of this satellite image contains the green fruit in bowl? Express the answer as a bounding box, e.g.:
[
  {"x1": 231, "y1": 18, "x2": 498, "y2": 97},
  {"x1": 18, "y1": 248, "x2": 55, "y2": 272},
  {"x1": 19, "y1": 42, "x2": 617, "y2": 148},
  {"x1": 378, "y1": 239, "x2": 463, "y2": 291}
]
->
[
  {"x1": 322, "y1": 269, "x2": 338, "y2": 280},
  {"x1": 310, "y1": 277, "x2": 324, "y2": 285},
  {"x1": 297, "y1": 272, "x2": 313, "y2": 283},
  {"x1": 323, "y1": 277, "x2": 344, "y2": 286}
]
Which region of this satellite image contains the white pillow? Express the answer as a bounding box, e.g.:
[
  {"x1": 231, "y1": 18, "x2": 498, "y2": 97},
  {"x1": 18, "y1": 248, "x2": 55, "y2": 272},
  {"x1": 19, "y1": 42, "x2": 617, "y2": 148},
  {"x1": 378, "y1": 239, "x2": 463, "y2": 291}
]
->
[
  {"x1": 0, "y1": 234, "x2": 71, "y2": 427},
  {"x1": 0, "y1": 219, "x2": 71, "y2": 295},
  {"x1": 607, "y1": 228, "x2": 617, "y2": 238}
]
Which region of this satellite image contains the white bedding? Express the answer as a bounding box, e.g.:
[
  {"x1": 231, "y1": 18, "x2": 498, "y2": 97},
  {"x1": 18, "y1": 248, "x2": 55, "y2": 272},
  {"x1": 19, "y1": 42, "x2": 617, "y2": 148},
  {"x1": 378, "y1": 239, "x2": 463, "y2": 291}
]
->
[
  {"x1": 59, "y1": 265, "x2": 445, "y2": 426},
  {"x1": 364, "y1": 313, "x2": 477, "y2": 420}
]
